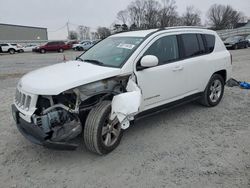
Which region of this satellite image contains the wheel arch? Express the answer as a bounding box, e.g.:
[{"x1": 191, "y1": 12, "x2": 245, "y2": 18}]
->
[{"x1": 213, "y1": 69, "x2": 227, "y2": 83}]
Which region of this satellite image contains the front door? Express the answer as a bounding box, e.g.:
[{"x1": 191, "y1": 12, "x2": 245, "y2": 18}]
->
[{"x1": 135, "y1": 35, "x2": 188, "y2": 111}]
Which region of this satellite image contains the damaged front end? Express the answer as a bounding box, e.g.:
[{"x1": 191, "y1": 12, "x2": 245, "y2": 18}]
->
[
  {"x1": 12, "y1": 76, "x2": 132, "y2": 150},
  {"x1": 12, "y1": 89, "x2": 82, "y2": 149}
]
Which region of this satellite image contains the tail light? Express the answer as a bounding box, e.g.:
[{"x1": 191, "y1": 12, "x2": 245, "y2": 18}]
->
[{"x1": 230, "y1": 53, "x2": 232, "y2": 65}]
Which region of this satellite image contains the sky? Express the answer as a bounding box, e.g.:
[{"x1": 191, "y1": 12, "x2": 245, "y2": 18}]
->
[{"x1": 0, "y1": 0, "x2": 249, "y2": 40}]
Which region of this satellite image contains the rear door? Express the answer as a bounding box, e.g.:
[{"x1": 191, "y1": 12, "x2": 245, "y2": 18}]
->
[{"x1": 178, "y1": 33, "x2": 215, "y2": 93}]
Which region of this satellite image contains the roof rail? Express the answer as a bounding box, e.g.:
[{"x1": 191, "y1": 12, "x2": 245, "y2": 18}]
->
[{"x1": 161, "y1": 26, "x2": 208, "y2": 30}]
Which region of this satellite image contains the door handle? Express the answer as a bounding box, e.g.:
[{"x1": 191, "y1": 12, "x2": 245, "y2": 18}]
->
[{"x1": 172, "y1": 66, "x2": 184, "y2": 72}]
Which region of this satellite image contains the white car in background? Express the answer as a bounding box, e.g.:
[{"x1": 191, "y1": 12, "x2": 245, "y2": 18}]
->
[
  {"x1": 72, "y1": 40, "x2": 92, "y2": 51},
  {"x1": 22, "y1": 44, "x2": 38, "y2": 52},
  {"x1": 0, "y1": 43, "x2": 22, "y2": 54}
]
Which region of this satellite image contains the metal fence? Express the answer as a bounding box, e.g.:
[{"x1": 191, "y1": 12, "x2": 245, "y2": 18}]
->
[{"x1": 217, "y1": 28, "x2": 250, "y2": 39}]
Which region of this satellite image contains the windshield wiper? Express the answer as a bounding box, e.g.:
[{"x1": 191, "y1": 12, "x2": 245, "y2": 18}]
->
[
  {"x1": 76, "y1": 56, "x2": 84, "y2": 61},
  {"x1": 83, "y1": 59, "x2": 104, "y2": 66}
]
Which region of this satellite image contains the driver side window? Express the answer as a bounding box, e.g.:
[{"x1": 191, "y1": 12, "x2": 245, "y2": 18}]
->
[{"x1": 144, "y1": 35, "x2": 179, "y2": 65}]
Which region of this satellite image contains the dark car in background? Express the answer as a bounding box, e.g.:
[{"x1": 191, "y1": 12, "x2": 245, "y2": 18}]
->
[
  {"x1": 33, "y1": 41, "x2": 71, "y2": 53},
  {"x1": 224, "y1": 36, "x2": 249, "y2": 50}
]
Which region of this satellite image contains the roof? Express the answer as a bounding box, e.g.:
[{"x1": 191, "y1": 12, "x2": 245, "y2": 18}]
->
[
  {"x1": 111, "y1": 26, "x2": 213, "y2": 38},
  {"x1": 0, "y1": 23, "x2": 47, "y2": 30},
  {"x1": 111, "y1": 29, "x2": 158, "y2": 37}
]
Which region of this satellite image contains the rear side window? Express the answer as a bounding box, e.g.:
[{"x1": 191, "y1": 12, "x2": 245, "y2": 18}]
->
[
  {"x1": 197, "y1": 34, "x2": 206, "y2": 54},
  {"x1": 203, "y1": 34, "x2": 215, "y2": 53},
  {"x1": 144, "y1": 35, "x2": 179, "y2": 65},
  {"x1": 181, "y1": 34, "x2": 201, "y2": 58}
]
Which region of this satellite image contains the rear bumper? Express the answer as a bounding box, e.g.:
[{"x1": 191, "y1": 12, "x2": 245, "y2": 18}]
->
[{"x1": 11, "y1": 104, "x2": 78, "y2": 150}]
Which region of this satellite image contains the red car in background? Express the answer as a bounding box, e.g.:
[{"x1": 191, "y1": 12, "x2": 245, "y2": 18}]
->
[{"x1": 33, "y1": 41, "x2": 71, "y2": 53}]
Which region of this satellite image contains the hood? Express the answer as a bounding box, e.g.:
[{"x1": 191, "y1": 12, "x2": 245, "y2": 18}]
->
[{"x1": 20, "y1": 60, "x2": 121, "y2": 95}]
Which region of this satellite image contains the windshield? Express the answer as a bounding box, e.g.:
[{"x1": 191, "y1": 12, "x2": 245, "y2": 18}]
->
[{"x1": 78, "y1": 37, "x2": 144, "y2": 68}]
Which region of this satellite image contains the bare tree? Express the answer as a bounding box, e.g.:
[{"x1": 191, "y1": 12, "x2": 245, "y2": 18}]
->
[
  {"x1": 78, "y1": 26, "x2": 90, "y2": 40},
  {"x1": 181, "y1": 6, "x2": 201, "y2": 26},
  {"x1": 127, "y1": 0, "x2": 146, "y2": 29},
  {"x1": 117, "y1": 10, "x2": 128, "y2": 24},
  {"x1": 159, "y1": 0, "x2": 179, "y2": 27},
  {"x1": 207, "y1": 4, "x2": 244, "y2": 30},
  {"x1": 68, "y1": 30, "x2": 78, "y2": 40},
  {"x1": 97, "y1": 27, "x2": 111, "y2": 39},
  {"x1": 143, "y1": 0, "x2": 161, "y2": 29}
]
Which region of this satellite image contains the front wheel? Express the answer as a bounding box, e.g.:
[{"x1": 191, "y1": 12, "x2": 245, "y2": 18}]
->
[
  {"x1": 84, "y1": 101, "x2": 123, "y2": 155},
  {"x1": 40, "y1": 49, "x2": 46, "y2": 53},
  {"x1": 58, "y1": 48, "x2": 64, "y2": 53},
  {"x1": 199, "y1": 74, "x2": 225, "y2": 107},
  {"x1": 8, "y1": 48, "x2": 15, "y2": 54}
]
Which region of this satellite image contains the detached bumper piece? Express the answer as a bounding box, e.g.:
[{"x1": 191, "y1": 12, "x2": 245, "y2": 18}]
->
[
  {"x1": 11, "y1": 105, "x2": 78, "y2": 150},
  {"x1": 226, "y1": 78, "x2": 250, "y2": 89}
]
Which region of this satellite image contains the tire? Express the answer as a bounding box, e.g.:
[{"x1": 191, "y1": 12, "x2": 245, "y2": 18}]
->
[
  {"x1": 233, "y1": 44, "x2": 238, "y2": 50},
  {"x1": 58, "y1": 48, "x2": 64, "y2": 53},
  {"x1": 79, "y1": 47, "x2": 84, "y2": 51},
  {"x1": 199, "y1": 74, "x2": 225, "y2": 107},
  {"x1": 19, "y1": 49, "x2": 24, "y2": 53},
  {"x1": 84, "y1": 101, "x2": 123, "y2": 155},
  {"x1": 40, "y1": 49, "x2": 46, "y2": 53},
  {"x1": 8, "y1": 48, "x2": 15, "y2": 54}
]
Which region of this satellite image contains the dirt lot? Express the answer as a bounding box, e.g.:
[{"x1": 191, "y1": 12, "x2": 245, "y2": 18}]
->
[{"x1": 0, "y1": 49, "x2": 250, "y2": 188}]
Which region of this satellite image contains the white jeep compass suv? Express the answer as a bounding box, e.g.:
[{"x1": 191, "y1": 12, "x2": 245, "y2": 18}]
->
[{"x1": 12, "y1": 27, "x2": 232, "y2": 155}]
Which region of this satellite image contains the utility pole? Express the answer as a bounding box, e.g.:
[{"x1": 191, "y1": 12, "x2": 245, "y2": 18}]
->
[{"x1": 66, "y1": 21, "x2": 70, "y2": 39}]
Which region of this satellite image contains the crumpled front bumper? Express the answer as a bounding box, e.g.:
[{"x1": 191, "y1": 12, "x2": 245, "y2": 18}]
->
[{"x1": 11, "y1": 104, "x2": 78, "y2": 150}]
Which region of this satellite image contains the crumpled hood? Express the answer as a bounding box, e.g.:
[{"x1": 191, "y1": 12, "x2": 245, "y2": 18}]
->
[{"x1": 19, "y1": 60, "x2": 121, "y2": 95}]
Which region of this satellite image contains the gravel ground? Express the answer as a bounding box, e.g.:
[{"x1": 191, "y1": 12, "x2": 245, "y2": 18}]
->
[{"x1": 0, "y1": 49, "x2": 249, "y2": 188}]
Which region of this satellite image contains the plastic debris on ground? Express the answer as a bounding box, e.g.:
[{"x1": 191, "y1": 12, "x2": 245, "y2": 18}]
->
[{"x1": 226, "y1": 78, "x2": 250, "y2": 89}]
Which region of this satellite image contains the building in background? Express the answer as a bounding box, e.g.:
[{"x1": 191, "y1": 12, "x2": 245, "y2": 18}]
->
[{"x1": 0, "y1": 23, "x2": 48, "y2": 42}]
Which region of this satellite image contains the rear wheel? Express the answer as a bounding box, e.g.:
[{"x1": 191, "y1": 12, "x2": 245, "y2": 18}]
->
[
  {"x1": 199, "y1": 74, "x2": 225, "y2": 107},
  {"x1": 84, "y1": 101, "x2": 123, "y2": 155}
]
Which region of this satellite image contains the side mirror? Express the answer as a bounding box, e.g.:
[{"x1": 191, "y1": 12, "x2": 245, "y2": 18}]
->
[{"x1": 138, "y1": 55, "x2": 158, "y2": 70}]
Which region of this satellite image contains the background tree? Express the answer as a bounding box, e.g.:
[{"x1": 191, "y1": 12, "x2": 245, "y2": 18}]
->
[
  {"x1": 127, "y1": 0, "x2": 146, "y2": 29},
  {"x1": 130, "y1": 23, "x2": 137, "y2": 31},
  {"x1": 159, "y1": 0, "x2": 179, "y2": 27},
  {"x1": 78, "y1": 26, "x2": 90, "y2": 40},
  {"x1": 121, "y1": 24, "x2": 129, "y2": 31},
  {"x1": 143, "y1": 0, "x2": 161, "y2": 29},
  {"x1": 117, "y1": 10, "x2": 128, "y2": 24},
  {"x1": 68, "y1": 30, "x2": 78, "y2": 40},
  {"x1": 181, "y1": 6, "x2": 201, "y2": 26},
  {"x1": 207, "y1": 4, "x2": 245, "y2": 30},
  {"x1": 97, "y1": 27, "x2": 111, "y2": 39}
]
